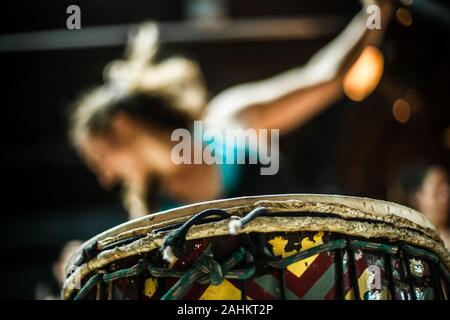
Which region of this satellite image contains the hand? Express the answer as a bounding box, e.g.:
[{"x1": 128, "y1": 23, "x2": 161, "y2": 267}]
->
[
  {"x1": 360, "y1": 0, "x2": 392, "y2": 10},
  {"x1": 361, "y1": 0, "x2": 376, "y2": 6}
]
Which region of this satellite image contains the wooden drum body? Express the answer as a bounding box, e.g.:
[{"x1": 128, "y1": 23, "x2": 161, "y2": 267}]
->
[{"x1": 62, "y1": 194, "x2": 450, "y2": 300}]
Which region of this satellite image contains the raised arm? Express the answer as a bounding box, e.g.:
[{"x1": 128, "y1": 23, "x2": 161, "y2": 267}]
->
[{"x1": 204, "y1": 0, "x2": 392, "y2": 133}]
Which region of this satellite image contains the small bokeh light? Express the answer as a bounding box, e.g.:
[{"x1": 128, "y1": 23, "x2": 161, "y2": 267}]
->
[
  {"x1": 396, "y1": 8, "x2": 413, "y2": 27},
  {"x1": 392, "y1": 98, "x2": 412, "y2": 123}
]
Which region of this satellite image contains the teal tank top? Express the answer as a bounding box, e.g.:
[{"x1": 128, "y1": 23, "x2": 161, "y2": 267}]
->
[{"x1": 158, "y1": 134, "x2": 248, "y2": 211}]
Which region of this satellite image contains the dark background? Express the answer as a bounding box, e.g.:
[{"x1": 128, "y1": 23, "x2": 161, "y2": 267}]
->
[{"x1": 0, "y1": 0, "x2": 449, "y2": 299}]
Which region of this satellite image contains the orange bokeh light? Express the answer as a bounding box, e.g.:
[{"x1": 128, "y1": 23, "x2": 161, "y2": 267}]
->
[{"x1": 343, "y1": 46, "x2": 385, "y2": 102}]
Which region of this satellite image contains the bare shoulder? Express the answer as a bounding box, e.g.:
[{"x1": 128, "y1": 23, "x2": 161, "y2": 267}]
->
[{"x1": 203, "y1": 85, "x2": 253, "y2": 129}]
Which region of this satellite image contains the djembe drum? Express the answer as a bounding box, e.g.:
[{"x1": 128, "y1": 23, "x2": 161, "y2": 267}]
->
[{"x1": 62, "y1": 194, "x2": 450, "y2": 300}]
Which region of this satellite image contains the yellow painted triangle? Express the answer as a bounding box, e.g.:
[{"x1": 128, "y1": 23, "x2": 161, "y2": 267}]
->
[
  {"x1": 199, "y1": 279, "x2": 249, "y2": 300},
  {"x1": 268, "y1": 232, "x2": 324, "y2": 278},
  {"x1": 345, "y1": 289, "x2": 355, "y2": 300}
]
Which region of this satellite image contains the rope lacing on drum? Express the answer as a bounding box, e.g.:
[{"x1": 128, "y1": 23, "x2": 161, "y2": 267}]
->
[
  {"x1": 161, "y1": 244, "x2": 255, "y2": 300},
  {"x1": 70, "y1": 206, "x2": 450, "y2": 300},
  {"x1": 73, "y1": 243, "x2": 255, "y2": 300},
  {"x1": 228, "y1": 207, "x2": 270, "y2": 235},
  {"x1": 160, "y1": 206, "x2": 271, "y2": 263},
  {"x1": 160, "y1": 208, "x2": 231, "y2": 263},
  {"x1": 72, "y1": 237, "x2": 450, "y2": 300},
  {"x1": 72, "y1": 239, "x2": 350, "y2": 300}
]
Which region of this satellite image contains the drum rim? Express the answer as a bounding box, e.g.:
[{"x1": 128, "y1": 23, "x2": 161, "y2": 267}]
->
[
  {"x1": 66, "y1": 194, "x2": 439, "y2": 270},
  {"x1": 63, "y1": 194, "x2": 449, "y2": 299},
  {"x1": 92, "y1": 193, "x2": 436, "y2": 235},
  {"x1": 80, "y1": 194, "x2": 437, "y2": 244}
]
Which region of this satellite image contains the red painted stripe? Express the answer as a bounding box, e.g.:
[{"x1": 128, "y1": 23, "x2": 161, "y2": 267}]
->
[
  {"x1": 325, "y1": 268, "x2": 356, "y2": 300},
  {"x1": 324, "y1": 273, "x2": 337, "y2": 300},
  {"x1": 285, "y1": 253, "x2": 334, "y2": 298},
  {"x1": 246, "y1": 276, "x2": 278, "y2": 300}
]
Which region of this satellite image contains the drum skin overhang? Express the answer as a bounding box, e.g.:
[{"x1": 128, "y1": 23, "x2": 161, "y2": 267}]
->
[{"x1": 62, "y1": 194, "x2": 450, "y2": 300}]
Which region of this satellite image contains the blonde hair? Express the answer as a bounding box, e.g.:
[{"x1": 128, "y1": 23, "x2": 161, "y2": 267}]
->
[
  {"x1": 70, "y1": 22, "x2": 208, "y2": 147},
  {"x1": 104, "y1": 22, "x2": 207, "y2": 119}
]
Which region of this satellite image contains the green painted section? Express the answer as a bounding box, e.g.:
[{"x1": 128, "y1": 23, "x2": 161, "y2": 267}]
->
[
  {"x1": 253, "y1": 274, "x2": 297, "y2": 300},
  {"x1": 302, "y1": 263, "x2": 336, "y2": 300}
]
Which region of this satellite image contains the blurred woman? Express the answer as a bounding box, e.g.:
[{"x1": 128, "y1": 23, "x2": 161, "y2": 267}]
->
[
  {"x1": 388, "y1": 163, "x2": 450, "y2": 249},
  {"x1": 70, "y1": 1, "x2": 392, "y2": 219}
]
